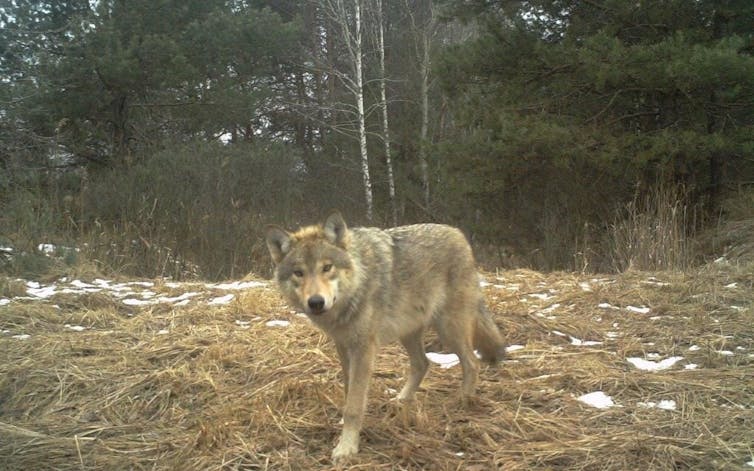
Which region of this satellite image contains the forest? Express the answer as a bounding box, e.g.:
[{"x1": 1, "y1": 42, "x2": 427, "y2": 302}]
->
[
  {"x1": 1, "y1": 3, "x2": 754, "y2": 470},
  {"x1": 1, "y1": 0, "x2": 753, "y2": 279}
]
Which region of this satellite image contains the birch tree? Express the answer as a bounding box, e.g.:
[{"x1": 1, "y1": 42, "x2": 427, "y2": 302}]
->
[
  {"x1": 319, "y1": 0, "x2": 374, "y2": 221},
  {"x1": 371, "y1": 0, "x2": 397, "y2": 226},
  {"x1": 406, "y1": 0, "x2": 437, "y2": 212}
]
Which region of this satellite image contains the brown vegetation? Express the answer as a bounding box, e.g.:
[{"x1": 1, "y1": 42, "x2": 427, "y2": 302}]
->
[{"x1": 1, "y1": 262, "x2": 752, "y2": 470}]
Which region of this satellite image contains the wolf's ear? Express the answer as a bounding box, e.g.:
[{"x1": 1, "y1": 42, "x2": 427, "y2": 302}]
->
[
  {"x1": 323, "y1": 211, "x2": 348, "y2": 247},
  {"x1": 265, "y1": 225, "x2": 291, "y2": 264}
]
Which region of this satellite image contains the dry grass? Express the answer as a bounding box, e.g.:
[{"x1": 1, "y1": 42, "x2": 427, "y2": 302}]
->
[{"x1": 1, "y1": 264, "x2": 753, "y2": 470}]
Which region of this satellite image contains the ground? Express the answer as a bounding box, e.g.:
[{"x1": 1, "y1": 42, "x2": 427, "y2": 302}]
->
[{"x1": 1, "y1": 263, "x2": 753, "y2": 470}]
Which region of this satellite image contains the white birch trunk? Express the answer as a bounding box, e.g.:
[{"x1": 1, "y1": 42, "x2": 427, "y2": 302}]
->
[
  {"x1": 353, "y1": 0, "x2": 373, "y2": 222},
  {"x1": 375, "y1": 0, "x2": 397, "y2": 226}
]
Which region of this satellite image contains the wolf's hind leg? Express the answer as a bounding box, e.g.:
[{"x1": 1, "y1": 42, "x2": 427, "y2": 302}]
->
[
  {"x1": 397, "y1": 329, "x2": 429, "y2": 401},
  {"x1": 436, "y1": 309, "x2": 479, "y2": 403}
]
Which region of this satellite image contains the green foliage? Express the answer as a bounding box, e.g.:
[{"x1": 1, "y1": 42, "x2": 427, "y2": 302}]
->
[
  {"x1": 1, "y1": 0, "x2": 303, "y2": 165},
  {"x1": 435, "y1": 0, "x2": 754, "y2": 269}
]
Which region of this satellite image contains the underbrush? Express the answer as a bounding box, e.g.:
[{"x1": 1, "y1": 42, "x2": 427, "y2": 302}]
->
[
  {"x1": 2, "y1": 146, "x2": 752, "y2": 279},
  {"x1": 0, "y1": 141, "x2": 304, "y2": 280}
]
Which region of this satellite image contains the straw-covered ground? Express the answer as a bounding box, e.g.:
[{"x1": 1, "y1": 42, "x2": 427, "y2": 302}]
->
[{"x1": 1, "y1": 263, "x2": 752, "y2": 470}]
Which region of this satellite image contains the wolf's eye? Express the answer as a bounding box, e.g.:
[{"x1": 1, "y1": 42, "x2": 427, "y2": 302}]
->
[
  {"x1": 322, "y1": 264, "x2": 333, "y2": 273},
  {"x1": 293, "y1": 270, "x2": 304, "y2": 277}
]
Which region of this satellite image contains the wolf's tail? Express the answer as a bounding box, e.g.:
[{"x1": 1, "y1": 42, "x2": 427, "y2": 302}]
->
[{"x1": 474, "y1": 301, "x2": 506, "y2": 364}]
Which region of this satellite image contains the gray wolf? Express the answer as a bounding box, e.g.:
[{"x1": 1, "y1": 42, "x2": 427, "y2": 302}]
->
[{"x1": 265, "y1": 212, "x2": 505, "y2": 463}]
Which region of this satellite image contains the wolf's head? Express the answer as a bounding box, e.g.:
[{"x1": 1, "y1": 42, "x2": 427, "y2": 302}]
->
[{"x1": 266, "y1": 212, "x2": 353, "y2": 318}]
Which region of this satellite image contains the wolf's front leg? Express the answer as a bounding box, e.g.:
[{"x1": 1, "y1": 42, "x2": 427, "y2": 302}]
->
[
  {"x1": 335, "y1": 341, "x2": 350, "y2": 398},
  {"x1": 331, "y1": 341, "x2": 375, "y2": 463}
]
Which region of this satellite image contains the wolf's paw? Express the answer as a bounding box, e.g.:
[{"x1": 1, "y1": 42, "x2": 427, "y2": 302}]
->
[
  {"x1": 395, "y1": 384, "x2": 420, "y2": 402},
  {"x1": 331, "y1": 436, "x2": 359, "y2": 464},
  {"x1": 461, "y1": 393, "x2": 482, "y2": 409}
]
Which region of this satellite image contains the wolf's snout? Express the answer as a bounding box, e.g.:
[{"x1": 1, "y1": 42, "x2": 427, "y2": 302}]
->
[{"x1": 307, "y1": 295, "x2": 326, "y2": 313}]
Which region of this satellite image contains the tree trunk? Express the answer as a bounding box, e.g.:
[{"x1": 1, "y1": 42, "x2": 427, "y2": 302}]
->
[
  {"x1": 418, "y1": 25, "x2": 430, "y2": 210},
  {"x1": 354, "y1": 0, "x2": 373, "y2": 221},
  {"x1": 375, "y1": 0, "x2": 397, "y2": 226}
]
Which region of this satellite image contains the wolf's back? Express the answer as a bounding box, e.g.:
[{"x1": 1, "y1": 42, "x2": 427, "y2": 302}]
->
[{"x1": 359, "y1": 223, "x2": 506, "y2": 362}]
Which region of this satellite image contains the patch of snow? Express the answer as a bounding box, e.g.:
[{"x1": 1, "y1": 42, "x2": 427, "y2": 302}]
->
[
  {"x1": 684, "y1": 364, "x2": 698, "y2": 370},
  {"x1": 638, "y1": 399, "x2": 676, "y2": 411},
  {"x1": 506, "y1": 344, "x2": 525, "y2": 353},
  {"x1": 157, "y1": 292, "x2": 200, "y2": 304},
  {"x1": 579, "y1": 282, "x2": 592, "y2": 292},
  {"x1": 626, "y1": 306, "x2": 651, "y2": 314},
  {"x1": 688, "y1": 345, "x2": 701, "y2": 351},
  {"x1": 717, "y1": 350, "x2": 734, "y2": 356},
  {"x1": 577, "y1": 391, "x2": 616, "y2": 409},
  {"x1": 70, "y1": 279, "x2": 96, "y2": 289},
  {"x1": 598, "y1": 303, "x2": 620, "y2": 310},
  {"x1": 0, "y1": 298, "x2": 10, "y2": 306},
  {"x1": 590, "y1": 278, "x2": 615, "y2": 284},
  {"x1": 569, "y1": 336, "x2": 603, "y2": 346},
  {"x1": 12, "y1": 334, "x2": 31, "y2": 340},
  {"x1": 64, "y1": 324, "x2": 86, "y2": 332},
  {"x1": 627, "y1": 356, "x2": 684, "y2": 372},
  {"x1": 745, "y1": 458, "x2": 754, "y2": 468},
  {"x1": 724, "y1": 282, "x2": 737, "y2": 288},
  {"x1": 265, "y1": 320, "x2": 290, "y2": 327},
  {"x1": 541, "y1": 303, "x2": 561, "y2": 314},
  {"x1": 157, "y1": 329, "x2": 169, "y2": 335},
  {"x1": 38, "y1": 243, "x2": 56, "y2": 254},
  {"x1": 656, "y1": 399, "x2": 677, "y2": 410},
  {"x1": 208, "y1": 294, "x2": 235, "y2": 305},
  {"x1": 122, "y1": 298, "x2": 155, "y2": 306},
  {"x1": 27, "y1": 283, "x2": 58, "y2": 299},
  {"x1": 642, "y1": 278, "x2": 670, "y2": 287},
  {"x1": 426, "y1": 352, "x2": 460, "y2": 369},
  {"x1": 210, "y1": 281, "x2": 267, "y2": 290},
  {"x1": 529, "y1": 292, "x2": 554, "y2": 301}
]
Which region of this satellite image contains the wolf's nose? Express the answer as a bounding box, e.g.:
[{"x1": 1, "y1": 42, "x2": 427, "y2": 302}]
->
[{"x1": 307, "y1": 295, "x2": 326, "y2": 313}]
